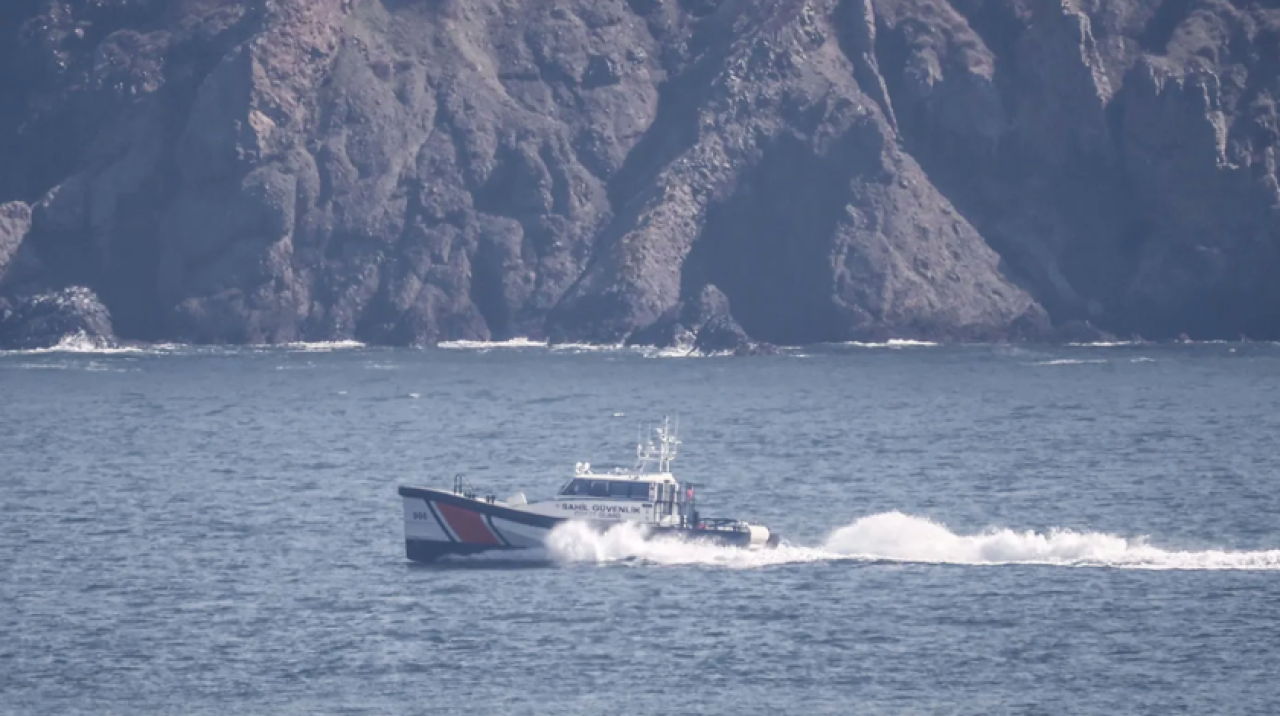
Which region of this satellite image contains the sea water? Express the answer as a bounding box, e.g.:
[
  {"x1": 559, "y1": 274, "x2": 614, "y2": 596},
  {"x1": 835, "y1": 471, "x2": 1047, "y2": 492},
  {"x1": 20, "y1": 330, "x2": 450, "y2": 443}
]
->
[{"x1": 2, "y1": 340, "x2": 1278, "y2": 714}]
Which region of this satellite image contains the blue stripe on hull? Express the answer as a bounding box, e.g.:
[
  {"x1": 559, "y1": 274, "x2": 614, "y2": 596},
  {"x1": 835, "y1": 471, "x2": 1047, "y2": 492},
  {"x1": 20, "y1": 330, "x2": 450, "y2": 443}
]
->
[{"x1": 406, "y1": 539, "x2": 519, "y2": 562}]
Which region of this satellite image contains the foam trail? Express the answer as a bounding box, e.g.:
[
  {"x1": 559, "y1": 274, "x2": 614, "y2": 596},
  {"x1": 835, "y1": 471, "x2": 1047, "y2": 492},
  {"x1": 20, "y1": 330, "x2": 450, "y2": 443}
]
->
[
  {"x1": 541, "y1": 513, "x2": 1280, "y2": 571},
  {"x1": 824, "y1": 512, "x2": 1280, "y2": 570},
  {"x1": 546, "y1": 521, "x2": 829, "y2": 568}
]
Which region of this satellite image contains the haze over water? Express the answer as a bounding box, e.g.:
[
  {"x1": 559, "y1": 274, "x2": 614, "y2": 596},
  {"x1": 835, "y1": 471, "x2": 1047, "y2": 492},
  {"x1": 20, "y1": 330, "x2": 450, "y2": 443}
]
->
[{"x1": 3, "y1": 340, "x2": 1279, "y2": 715}]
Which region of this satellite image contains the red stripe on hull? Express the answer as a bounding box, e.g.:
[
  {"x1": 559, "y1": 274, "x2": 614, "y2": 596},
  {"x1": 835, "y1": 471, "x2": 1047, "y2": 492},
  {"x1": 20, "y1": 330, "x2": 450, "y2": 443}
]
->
[{"x1": 434, "y1": 502, "x2": 503, "y2": 546}]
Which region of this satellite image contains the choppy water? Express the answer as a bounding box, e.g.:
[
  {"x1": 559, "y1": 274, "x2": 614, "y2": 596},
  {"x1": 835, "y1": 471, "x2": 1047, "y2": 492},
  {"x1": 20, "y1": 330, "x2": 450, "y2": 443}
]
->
[{"x1": 2, "y1": 340, "x2": 1279, "y2": 715}]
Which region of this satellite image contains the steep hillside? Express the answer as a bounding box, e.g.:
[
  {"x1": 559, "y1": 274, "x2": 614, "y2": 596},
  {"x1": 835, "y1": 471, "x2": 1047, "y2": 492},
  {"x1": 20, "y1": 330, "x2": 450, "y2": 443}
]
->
[{"x1": 0, "y1": 0, "x2": 1276, "y2": 347}]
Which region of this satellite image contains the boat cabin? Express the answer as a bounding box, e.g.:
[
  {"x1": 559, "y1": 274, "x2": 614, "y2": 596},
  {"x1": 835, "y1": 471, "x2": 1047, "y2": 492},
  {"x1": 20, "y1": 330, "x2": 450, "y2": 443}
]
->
[
  {"x1": 534, "y1": 418, "x2": 704, "y2": 527},
  {"x1": 558, "y1": 477, "x2": 653, "y2": 500}
]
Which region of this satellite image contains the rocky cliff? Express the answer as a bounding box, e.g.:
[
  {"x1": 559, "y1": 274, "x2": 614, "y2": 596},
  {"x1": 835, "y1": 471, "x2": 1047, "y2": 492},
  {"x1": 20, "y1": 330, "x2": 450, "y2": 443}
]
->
[{"x1": 0, "y1": 0, "x2": 1276, "y2": 348}]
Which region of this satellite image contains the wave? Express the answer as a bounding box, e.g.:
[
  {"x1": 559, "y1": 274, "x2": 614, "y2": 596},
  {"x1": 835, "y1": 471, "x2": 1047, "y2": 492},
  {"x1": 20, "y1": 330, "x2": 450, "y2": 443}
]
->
[
  {"x1": 0, "y1": 331, "x2": 151, "y2": 356},
  {"x1": 844, "y1": 339, "x2": 939, "y2": 349},
  {"x1": 551, "y1": 341, "x2": 637, "y2": 355},
  {"x1": 0, "y1": 337, "x2": 369, "y2": 357},
  {"x1": 1036, "y1": 358, "x2": 1107, "y2": 366},
  {"x1": 275, "y1": 340, "x2": 365, "y2": 352},
  {"x1": 437, "y1": 338, "x2": 547, "y2": 350},
  {"x1": 5, "y1": 360, "x2": 136, "y2": 372},
  {"x1": 435, "y1": 337, "x2": 731, "y2": 359},
  {"x1": 541, "y1": 512, "x2": 1280, "y2": 571},
  {"x1": 1065, "y1": 341, "x2": 1142, "y2": 347}
]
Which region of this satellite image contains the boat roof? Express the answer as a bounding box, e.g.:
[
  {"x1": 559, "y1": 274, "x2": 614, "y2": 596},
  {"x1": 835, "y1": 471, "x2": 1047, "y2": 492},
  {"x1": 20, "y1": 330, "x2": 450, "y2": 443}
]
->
[
  {"x1": 569, "y1": 465, "x2": 678, "y2": 484},
  {"x1": 561, "y1": 417, "x2": 684, "y2": 487}
]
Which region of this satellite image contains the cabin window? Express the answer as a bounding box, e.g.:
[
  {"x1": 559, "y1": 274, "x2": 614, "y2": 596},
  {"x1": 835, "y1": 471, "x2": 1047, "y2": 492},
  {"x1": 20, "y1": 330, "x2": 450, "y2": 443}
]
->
[
  {"x1": 588, "y1": 481, "x2": 609, "y2": 497},
  {"x1": 559, "y1": 479, "x2": 589, "y2": 496},
  {"x1": 608, "y1": 481, "x2": 632, "y2": 498},
  {"x1": 629, "y1": 482, "x2": 650, "y2": 500}
]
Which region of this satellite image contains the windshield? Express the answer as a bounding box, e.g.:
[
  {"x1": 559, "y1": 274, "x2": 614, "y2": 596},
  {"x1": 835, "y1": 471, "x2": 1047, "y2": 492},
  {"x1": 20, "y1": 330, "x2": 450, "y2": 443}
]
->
[{"x1": 558, "y1": 478, "x2": 587, "y2": 496}]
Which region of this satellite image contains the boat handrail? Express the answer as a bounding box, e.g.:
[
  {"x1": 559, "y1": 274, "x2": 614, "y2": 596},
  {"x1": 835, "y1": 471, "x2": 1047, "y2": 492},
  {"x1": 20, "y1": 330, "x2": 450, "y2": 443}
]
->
[
  {"x1": 633, "y1": 415, "x2": 680, "y2": 474},
  {"x1": 452, "y1": 473, "x2": 496, "y2": 503}
]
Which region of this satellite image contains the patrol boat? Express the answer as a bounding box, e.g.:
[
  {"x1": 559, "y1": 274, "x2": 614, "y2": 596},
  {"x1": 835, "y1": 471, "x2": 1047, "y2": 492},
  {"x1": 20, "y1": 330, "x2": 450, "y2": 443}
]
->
[{"x1": 397, "y1": 418, "x2": 780, "y2": 562}]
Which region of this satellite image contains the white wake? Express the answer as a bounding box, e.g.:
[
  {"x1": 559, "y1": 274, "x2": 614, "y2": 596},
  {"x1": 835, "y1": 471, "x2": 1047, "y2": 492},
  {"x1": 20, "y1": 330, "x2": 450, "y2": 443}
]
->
[
  {"x1": 546, "y1": 521, "x2": 830, "y2": 568},
  {"x1": 543, "y1": 512, "x2": 1280, "y2": 571}
]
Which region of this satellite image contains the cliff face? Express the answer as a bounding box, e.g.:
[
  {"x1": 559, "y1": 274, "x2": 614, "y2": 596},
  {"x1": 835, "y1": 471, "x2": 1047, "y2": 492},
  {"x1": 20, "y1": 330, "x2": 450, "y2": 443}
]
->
[{"x1": 0, "y1": 0, "x2": 1276, "y2": 346}]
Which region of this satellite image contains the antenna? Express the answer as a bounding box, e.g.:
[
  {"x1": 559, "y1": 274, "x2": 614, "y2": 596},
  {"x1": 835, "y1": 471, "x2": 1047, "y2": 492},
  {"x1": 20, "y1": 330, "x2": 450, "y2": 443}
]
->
[{"x1": 631, "y1": 415, "x2": 682, "y2": 474}]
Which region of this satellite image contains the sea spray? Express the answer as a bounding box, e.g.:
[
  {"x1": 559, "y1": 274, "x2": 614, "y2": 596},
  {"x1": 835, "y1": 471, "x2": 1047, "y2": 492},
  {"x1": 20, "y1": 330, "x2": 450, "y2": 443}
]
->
[
  {"x1": 824, "y1": 512, "x2": 1280, "y2": 569},
  {"x1": 545, "y1": 521, "x2": 830, "y2": 568},
  {"x1": 538, "y1": 512, "x2": 1280, "y2": 571}
]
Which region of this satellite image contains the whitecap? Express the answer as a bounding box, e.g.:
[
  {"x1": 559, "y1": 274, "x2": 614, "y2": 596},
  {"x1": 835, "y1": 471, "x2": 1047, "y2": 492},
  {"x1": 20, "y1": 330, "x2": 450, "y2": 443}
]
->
[
  {"x1": 277, "y1": 340, "x2": 365, "y2": 352},
  {"x1": 438, "y1": 338, "x2": 547, "y2": 350},
  {"x1": 548, "y1": 342, "x2": 627, "y2": 353},
  {"x1": 844, "y1": 339, "x2": 939, "y2": 349},
  {"x1": 0, "y1": 331, "x2": 143, "y2": 356}
]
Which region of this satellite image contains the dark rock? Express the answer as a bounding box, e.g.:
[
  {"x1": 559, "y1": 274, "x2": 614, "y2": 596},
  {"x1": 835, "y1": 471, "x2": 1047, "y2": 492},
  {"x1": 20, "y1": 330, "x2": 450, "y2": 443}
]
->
[
  {"x1": 1007, "y1": 308, "x2": 1118, "y2": 345},
  {"x1": 583, "y1": 54, "x2": 624, "y2": 88},
  {"x1": 626, "y1": 284, "x2": 776, "y2": 355},
  {"x1": 0, "y1": 286, "x2": 117, "y2": 350},
  {"x1": 680, "y1": 284, "x2": 732, "y2": 327},
  {"x1": 624, "y1": 312, "x2": 689, "y2": 350},
  {"x1": 692, "y1": 315, "x2": 779, "y2": 356}
]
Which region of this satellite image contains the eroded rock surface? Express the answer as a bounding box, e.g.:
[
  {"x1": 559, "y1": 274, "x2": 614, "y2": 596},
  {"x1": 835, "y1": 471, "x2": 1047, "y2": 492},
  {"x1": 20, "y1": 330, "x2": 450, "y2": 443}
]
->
[
  {"x1": 0, "y1": 0, "x2": 1275, "y2": 346},
  {"x1": 0, "y1": 202, "x2": 33, "y2": 283},
  {"x1": 626, "y1": 284, "x2": 777, "y2": 355}
]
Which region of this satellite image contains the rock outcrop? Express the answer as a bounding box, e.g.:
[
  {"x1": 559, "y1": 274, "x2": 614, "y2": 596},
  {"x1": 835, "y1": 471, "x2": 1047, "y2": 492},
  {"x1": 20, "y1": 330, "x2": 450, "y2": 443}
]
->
[
  {"x1": 626, "y1": 284, "x2": 777, "y2": 355},
  {"x1": 0, "y1": 286, "x2": 117, "y2": 350},
  {"x1": 0, "y1": 0, "x2": 1276, "y2": 346},
  {"x1": 0, "y1": 201, "x2": 31, "y2": 271}
]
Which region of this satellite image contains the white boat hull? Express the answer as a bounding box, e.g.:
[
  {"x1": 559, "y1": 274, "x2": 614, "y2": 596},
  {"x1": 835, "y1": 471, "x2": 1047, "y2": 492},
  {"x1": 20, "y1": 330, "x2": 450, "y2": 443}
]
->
[{"x1": 399, "y1": 486, "x2": 776, "y2": 562}]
